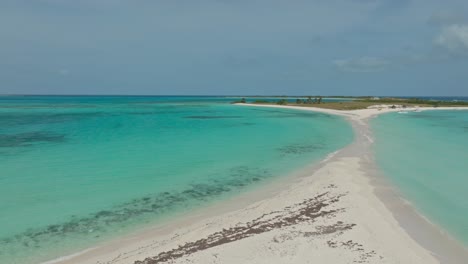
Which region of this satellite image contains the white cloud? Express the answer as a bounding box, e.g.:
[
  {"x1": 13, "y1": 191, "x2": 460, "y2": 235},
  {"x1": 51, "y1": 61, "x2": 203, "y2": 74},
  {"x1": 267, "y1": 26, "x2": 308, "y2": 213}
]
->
[
  {"x1": 435, "y1": 24, "x2": 468, "y2": 53},
  {"x1": 332, "y1": 57, "x2": 390, "y2": 72}
]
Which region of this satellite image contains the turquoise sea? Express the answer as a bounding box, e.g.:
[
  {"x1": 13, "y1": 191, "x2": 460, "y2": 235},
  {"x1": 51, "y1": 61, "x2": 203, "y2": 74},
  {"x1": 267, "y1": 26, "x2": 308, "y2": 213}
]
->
[
  {"x1": 0, "y1": 96, "x2": 353, "y2": 264},
  {"x1": 372, "y1": 110, "x2": 468, "y2": 245}
]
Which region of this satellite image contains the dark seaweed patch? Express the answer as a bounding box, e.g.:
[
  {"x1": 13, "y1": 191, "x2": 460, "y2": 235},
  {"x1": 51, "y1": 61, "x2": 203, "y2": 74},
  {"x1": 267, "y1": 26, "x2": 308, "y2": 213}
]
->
[
  {"x1": 287, "y1": 112, "x2": 331, "y2": 118},
  {"x1": 248, "y1": 108, "x2": 330, "y2": 118},
  {"x1": 220, "y1": 122, "x2": 256, "y2": 128},
  {"x1": 277, "y1": 143, "x2": 324, "y2": 155},
  {"x1": 0, "y1": 112, "x2": 103, "y2": 127},
  {"x1": 184, "y1": 116, "x2": 243, "y2": 119},
  {"x1": 124, "y1": 110, "x2": 189, "y2": 116},
  {"x1": 261, "y1": 112, "x2": 330, "y2": 119},
  {"x1": 0, "y1": 132, "x2": 66, "y2": 147},
  {"x1": 125, "y1": 103, "x2": 211, "y2": 109},
  {"x1": 248, "y1": 108, "x2": 292, "y2": 114},
  {"x1": 0, "y1": 166, "x2": 271, "y2": 253}
]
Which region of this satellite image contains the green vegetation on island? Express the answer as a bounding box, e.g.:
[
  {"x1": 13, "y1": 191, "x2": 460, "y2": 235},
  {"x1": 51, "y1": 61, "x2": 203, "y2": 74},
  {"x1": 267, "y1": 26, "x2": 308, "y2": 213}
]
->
[{"x1": 232, "y1": 96, "x2": 468, "y2": 110}]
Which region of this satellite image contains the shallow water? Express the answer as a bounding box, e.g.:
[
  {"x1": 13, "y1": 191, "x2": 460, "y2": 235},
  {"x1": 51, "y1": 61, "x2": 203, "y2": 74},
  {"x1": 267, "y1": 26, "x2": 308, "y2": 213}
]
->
[
  {"x1": 0, "y1": 96, "x2": 353, "y2": 264},
  {"x1": 372, "y1": 110, "x2": 468, "y2": 245}
]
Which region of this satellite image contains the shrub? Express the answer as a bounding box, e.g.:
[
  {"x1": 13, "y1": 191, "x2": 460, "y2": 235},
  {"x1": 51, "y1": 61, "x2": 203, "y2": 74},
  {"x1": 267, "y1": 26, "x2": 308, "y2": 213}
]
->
[{"x1": 276, "y1": 99, "x2": 288, "y2": 105}]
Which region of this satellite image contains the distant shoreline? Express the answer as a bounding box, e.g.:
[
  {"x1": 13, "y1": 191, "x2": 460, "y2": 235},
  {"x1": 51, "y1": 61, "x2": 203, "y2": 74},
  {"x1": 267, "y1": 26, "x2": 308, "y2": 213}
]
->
[{"x1": 236, "y1": 102, "x2": 468, "y2": 118}]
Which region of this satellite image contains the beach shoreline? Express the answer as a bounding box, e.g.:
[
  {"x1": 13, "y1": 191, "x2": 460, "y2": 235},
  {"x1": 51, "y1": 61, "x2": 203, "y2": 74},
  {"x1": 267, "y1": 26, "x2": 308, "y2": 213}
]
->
[
  {"x1": 46, "y1": 104, "x2": 468, "y2": 264},
  {"x1": 237, "y1": 104, "x2": 468, "y2": 261}
]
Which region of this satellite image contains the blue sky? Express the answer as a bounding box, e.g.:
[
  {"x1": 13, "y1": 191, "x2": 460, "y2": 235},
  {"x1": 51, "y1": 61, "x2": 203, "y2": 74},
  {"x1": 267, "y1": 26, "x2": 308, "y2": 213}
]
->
[{"x1": 1, "y1": 0, "x2": 468, "y2": 96}]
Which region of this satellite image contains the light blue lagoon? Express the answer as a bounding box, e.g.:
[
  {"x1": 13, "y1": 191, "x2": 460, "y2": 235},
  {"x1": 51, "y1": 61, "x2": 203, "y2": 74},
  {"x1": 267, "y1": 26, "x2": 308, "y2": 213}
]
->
[
  {"x1": 372, "y1": 110, "x2": 468, "y2": 245},
  {"x1": 0, "y1": 96, "x2": 353, "y2": 264}
]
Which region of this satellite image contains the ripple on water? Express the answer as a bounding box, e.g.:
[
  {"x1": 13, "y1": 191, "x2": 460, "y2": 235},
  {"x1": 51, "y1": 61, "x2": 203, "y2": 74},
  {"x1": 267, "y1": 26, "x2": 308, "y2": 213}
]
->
[
  {"x1": 0, "y1": 132, "x2": 66, "y2": 148},
  {"x1": 0, "y1": 112, "x2": 104, "y2": 126},
  {"x1": 184, "y1": 116, "x2": 243, "y2": 119},
  {"x1": 277, "y1": 143, "x2": 324, "y2": 156}
]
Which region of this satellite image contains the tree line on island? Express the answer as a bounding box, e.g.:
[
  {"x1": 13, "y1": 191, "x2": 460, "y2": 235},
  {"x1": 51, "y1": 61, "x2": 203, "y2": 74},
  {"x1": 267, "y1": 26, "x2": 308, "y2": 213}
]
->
[
  {"x1": 235, "y1": 96, "x2": 324, "y2": 105},
  {"x1": 232, "y1": 96, "x2": 468, "y2": 109},
  {"x1": 276, "y1": 96, "x2": 323, "y2": 105}
]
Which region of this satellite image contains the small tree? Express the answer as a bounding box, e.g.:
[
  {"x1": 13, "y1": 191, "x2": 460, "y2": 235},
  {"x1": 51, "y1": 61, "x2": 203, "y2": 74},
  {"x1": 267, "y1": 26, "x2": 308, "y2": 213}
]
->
[
  {"x1": 277, "y1": 99, "x2": 288, "y2": 105},
  {"x1": 306, "y1": 96, "x2": 312, "y2": 104},
  {"x1": 240, "y1": 98, "x2": 246, "y2": 103},
  {"x1": 318, "y1": 96, "x2": 323, "y2": 104},
  {"x1": 296, "y1": 99, "x2": 302, "y2": 104}
]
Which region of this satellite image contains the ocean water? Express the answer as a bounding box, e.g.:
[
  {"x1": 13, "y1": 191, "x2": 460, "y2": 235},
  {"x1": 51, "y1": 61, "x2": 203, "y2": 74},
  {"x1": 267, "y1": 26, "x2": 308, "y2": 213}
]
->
[
  {"x1": 0, "y1": 96, "x2": 353, "y2": 264},
  {"x1": 372, "y1": 110, "x2": 468, "y2": 244}
]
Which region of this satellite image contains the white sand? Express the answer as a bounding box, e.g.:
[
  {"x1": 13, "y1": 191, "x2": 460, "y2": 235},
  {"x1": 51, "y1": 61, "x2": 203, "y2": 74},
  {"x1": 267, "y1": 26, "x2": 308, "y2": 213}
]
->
[{"x1": 50, "y1": 104, "x2": 468, "y2": 264}]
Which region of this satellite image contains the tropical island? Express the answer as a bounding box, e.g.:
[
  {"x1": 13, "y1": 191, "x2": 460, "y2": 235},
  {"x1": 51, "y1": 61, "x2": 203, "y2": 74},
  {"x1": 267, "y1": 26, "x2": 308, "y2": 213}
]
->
[{"x1": 232, "y1": 96, "x2": 468, "y2": 110}]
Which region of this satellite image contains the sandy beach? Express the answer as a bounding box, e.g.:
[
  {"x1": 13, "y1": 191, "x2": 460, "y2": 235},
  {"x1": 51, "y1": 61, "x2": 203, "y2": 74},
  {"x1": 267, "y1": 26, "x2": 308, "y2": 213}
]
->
[{"x1": 49, "y1": 105, "x2": 468, "y2": 264}]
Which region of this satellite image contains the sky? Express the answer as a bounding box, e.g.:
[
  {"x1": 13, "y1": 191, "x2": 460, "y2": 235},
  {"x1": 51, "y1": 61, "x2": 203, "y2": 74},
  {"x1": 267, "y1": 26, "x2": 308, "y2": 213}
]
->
[{"x1": 1, "y1": 0, "x2": 468, "y2": 96}]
